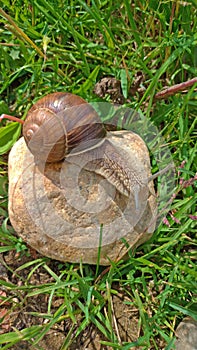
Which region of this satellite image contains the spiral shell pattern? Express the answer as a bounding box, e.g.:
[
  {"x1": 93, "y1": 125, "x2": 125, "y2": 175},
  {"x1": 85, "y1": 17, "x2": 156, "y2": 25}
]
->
[{"x1": 23, "y1": 92, "x2": 106, "y2": 163}]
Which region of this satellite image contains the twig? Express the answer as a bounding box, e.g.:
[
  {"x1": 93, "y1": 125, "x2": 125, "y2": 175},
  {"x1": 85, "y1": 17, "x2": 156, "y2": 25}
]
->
[
  {"x1": 155, "y1": 77, "x2": 197, "y2": 100},
  {"x1": 0, "y1": 114, "x2": 24, "y2": 124}
]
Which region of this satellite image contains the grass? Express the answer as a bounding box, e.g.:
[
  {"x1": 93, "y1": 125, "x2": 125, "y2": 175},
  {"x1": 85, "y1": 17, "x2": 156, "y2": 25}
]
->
[{"x1": 0, "y1": 0, "x2": 197, "y2": 349}]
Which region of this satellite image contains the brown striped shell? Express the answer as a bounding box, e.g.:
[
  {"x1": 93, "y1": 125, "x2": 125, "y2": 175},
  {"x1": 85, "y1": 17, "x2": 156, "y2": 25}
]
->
[{"x1": 23, "y1": 92, "x2": 106, "y2": 163}]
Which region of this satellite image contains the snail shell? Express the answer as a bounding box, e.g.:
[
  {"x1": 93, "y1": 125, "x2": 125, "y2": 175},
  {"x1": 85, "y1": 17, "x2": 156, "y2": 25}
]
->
[{"x1": 23, "y1": 92, "x2": 106, "y2": 163}]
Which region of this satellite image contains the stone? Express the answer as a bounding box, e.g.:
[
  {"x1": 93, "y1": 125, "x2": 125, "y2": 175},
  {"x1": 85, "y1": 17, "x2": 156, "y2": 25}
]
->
[
  {"x1": 175, "y1": 317, "x2": 197, "y2": 350},
  {"x1": 8, "y1": 131, "x2": 157, "y2": 265}
]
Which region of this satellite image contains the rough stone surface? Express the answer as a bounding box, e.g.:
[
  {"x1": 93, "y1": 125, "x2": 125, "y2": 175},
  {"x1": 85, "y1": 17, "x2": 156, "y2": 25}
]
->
[
  {"x1": 175, "y1": 317, "x2": 197, "y2": 350},
  {"x1": 8, "y1": 131, "x2": 157, "y2": 265}
]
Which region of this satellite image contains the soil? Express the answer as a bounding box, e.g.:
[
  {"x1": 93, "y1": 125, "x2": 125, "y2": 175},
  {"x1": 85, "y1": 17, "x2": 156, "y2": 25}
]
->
[
  {"x1": 0, "y1": 249, "x2": 141, "y2": 350},
  {"x1": 1, "y1": 236, "x2": 196, "y2": 350}
]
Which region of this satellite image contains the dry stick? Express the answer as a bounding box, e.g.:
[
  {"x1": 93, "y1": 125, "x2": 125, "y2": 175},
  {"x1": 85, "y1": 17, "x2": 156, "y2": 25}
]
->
[
  {"x1": 0, "y1": 114, "x2": 24, "y2": 124},
  {"x1": 0, "y1": 43, "x2": 20, "y2": 47},
  {"x1": 154, "y1": 77, "x2": 197, "y2": 100}
]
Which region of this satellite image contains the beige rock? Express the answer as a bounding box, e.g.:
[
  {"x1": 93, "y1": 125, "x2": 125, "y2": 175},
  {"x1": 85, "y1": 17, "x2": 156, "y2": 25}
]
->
[
  {"x1": 175, "y1": 317, "x2": 197, "y2": 350},
  {"x1": 8, "y1": 131, "x2": 157, "y2": 265}
]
